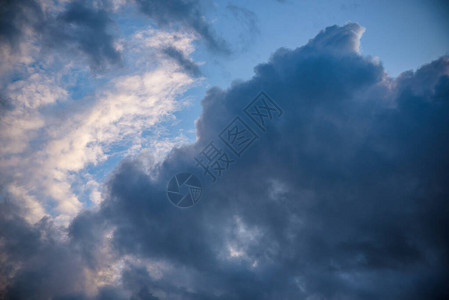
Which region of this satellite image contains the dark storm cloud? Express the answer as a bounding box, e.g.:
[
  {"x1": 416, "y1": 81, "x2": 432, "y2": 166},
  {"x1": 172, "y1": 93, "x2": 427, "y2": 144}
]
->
[
  {"x1": 135, "y1": 0, "x2": 230, "y2": 54},
  {"x1": 2, "y1": 23, "x2": 449, "y2": 299},
  {"x1": 0, "y1": 0, "x2": 121, "y2": 71},
  {"x1": 162, "y1": 46, "x2": 201, "y2": 76}
]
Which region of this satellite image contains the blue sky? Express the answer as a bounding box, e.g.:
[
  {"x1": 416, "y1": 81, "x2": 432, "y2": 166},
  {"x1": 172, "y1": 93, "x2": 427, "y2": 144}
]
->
[{"x1": 0, "y1": 1, "x2": 448, "y2": 299}]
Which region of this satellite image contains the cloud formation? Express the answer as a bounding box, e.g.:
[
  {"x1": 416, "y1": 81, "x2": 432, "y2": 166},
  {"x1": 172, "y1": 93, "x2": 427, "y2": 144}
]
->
[
  {"x1": 1, "y1": 23, "x2": 449, "y2": 299},
  {"x1": 0, "y1": 0, "x2": 122, "y2": 72}
]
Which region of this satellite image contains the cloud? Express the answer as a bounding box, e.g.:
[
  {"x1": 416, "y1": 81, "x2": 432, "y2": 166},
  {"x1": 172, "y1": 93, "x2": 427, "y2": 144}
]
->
[
  {"x1": 0, "y1": 0, "x2": 122, "y2": 72},
  {"x1": 2, "y1": 22, "x2": 449, "y2": 299},
  {"x1": 135, "y1": 0, "x2": 230, "y2": 54},
  {"x1": 162, "y1": 46, "x2": 202, "y2": 77},
  {"x1": 48, "y1": 1, "x2": 122, "y2": 71}
]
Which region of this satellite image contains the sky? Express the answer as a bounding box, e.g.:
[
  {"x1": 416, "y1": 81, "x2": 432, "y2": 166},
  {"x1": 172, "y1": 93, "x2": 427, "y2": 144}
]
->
[{"x1": 0, "y1": 0, "x2": 448, "y2": 299}]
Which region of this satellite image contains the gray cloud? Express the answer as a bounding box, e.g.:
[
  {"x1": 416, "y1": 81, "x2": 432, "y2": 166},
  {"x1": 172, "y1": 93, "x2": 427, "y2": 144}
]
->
[{"x1": 1, "y1": 23, "x2": 449, "y2": 299}]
